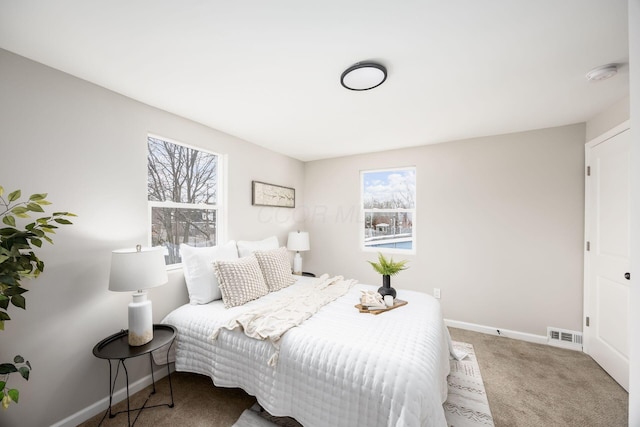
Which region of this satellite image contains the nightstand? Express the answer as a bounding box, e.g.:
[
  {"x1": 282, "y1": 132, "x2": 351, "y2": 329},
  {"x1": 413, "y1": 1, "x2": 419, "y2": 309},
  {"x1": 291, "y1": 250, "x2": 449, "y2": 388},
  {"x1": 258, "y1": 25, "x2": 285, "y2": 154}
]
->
[{"x1": 92, "y1": 324, "x2": 177, "y2": 426}]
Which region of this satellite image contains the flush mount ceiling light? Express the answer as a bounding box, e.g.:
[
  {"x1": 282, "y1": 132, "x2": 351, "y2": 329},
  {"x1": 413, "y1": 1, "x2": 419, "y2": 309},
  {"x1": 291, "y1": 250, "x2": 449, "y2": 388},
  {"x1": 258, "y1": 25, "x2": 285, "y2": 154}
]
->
[
  {"x1": 340, "y1": 62, "x2": 387, "y2": 91},
  {"x1": 585, "y1": 64, "x2": 618, "y2": 82}
]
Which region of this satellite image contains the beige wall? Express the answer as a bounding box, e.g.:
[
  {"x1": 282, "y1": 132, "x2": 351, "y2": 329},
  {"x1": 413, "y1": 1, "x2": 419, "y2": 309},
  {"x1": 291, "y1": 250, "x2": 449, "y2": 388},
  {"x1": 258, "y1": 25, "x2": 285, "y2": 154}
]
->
[
  {"x1": 586, "y1": 95, "x2": 630, "y2": 141},
  {"x1": 0, "y1": 49, "x2": 304, "y2": 426},
  {"x1": 303, "y1": 124, "x2": 586, "y2": 336}
]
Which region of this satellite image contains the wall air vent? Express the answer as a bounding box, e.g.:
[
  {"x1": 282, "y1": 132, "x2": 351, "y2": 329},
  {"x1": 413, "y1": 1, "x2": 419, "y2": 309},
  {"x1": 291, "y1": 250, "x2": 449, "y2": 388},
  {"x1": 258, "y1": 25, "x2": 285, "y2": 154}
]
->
[{"x1": 547, "y1": 327, "x2": 583, "y2": 351}]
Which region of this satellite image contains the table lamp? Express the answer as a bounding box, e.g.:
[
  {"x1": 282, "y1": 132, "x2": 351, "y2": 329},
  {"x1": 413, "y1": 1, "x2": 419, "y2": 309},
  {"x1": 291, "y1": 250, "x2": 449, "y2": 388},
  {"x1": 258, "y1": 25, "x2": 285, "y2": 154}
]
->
[
  {"x1": 287, "y1": 231, "x2": 310, "y2": 275},
  {"x1": 108, "y1": 245, "x2": 168, "y2": 346}
]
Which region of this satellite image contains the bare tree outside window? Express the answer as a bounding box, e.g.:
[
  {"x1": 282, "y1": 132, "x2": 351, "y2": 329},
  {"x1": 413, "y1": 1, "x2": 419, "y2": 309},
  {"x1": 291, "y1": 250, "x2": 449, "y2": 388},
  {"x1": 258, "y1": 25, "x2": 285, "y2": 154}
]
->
[
  {"x1": 362, "y1": 168, "x2": 416, "y2": 252},
  {"x1": 147, "y1": 136, "x2": 220, "y2": 264}
]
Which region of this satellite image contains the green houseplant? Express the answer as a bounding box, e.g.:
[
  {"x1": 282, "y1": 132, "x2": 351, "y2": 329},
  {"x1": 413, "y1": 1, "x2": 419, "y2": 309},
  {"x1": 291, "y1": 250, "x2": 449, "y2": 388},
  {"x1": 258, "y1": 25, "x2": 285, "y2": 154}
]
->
[
  {"x1": 367, "y1": 252, "x2": 409, "y2": 298},
  {"x1": 0, "y1": 186, "x2": 75, "y2": 409}
]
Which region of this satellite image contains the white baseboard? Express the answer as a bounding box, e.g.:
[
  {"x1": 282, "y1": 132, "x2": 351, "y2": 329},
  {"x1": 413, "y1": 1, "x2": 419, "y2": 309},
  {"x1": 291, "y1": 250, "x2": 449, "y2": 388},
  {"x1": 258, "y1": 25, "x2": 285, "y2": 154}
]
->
[
  {"x1": 445, "y1": 319, "x2": 548, "y2": 346},
  {"x1": 50, "y1": 367, "x2": 172, "y2": 427}
]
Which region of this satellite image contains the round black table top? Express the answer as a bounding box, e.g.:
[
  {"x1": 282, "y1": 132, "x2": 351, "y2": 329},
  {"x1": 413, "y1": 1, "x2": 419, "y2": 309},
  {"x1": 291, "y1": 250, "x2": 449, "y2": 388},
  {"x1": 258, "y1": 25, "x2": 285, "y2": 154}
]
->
[{"x1": 92, "y1": 324, "x2": 177, "y2": 360}]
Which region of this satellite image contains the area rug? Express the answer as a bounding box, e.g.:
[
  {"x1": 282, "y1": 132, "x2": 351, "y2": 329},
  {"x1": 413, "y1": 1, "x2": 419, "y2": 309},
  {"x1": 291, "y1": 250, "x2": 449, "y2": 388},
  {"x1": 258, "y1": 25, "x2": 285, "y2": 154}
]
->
[
  {"x1": 445, "y1": 341, "x2": 494, "y2": 426},
  {"x1": 233, "y1": 341, "x2": 494, "y2": 427}
]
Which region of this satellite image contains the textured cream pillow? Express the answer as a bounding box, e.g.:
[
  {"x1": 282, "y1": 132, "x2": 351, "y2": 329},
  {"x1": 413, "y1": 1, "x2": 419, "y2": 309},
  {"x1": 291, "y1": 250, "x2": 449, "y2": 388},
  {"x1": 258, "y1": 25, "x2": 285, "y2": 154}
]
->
[
  {"x1": 254, "y1": 247, "x2": 296, "y2": 292},
  {"x1": 214, "y1": 256, "x2": 269, "y2": 308}
]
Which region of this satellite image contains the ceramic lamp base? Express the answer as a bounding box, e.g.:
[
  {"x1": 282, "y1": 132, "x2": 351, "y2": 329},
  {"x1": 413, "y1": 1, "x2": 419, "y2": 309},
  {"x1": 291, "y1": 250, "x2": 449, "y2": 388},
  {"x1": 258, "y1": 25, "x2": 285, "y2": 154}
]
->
[
  {"x1": 128, "y1": 292, "x2": 153, "y2": 346},
  {"x1": 293, "y1": 252, "x2": 303, "y2": 275}
]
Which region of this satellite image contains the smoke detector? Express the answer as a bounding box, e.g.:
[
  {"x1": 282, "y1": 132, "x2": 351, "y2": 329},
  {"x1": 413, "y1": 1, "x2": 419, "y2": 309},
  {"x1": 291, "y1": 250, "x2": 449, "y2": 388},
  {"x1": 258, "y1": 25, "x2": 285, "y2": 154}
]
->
[{"x1": 585, "y1": 64, "x2": 618, "y2": 82}]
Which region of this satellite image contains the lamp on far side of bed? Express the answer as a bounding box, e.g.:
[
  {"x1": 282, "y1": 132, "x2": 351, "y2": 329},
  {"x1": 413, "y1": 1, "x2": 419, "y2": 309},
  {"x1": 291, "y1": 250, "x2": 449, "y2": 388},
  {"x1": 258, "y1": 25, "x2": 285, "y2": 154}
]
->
[
  {"x1": 108, "y1": 245, "x2": 168, "y2": 346},
  {"x1": 287, "y1": 231, "x2": 310, "y2": 275}
]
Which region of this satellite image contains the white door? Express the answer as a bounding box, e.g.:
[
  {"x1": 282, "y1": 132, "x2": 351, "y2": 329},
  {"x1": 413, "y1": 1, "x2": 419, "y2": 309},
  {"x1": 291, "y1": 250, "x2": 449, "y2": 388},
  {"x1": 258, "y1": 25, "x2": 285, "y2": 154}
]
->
[{"x1": 584, "y1": 124, "x2": 631, "y2": 391}]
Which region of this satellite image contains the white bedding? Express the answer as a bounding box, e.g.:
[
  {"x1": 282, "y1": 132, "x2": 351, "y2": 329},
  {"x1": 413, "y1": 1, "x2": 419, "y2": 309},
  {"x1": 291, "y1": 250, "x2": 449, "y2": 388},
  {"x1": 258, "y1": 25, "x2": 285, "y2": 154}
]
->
[{"x1": 159, "y1": 275, "x2": 451, "y2": 427}]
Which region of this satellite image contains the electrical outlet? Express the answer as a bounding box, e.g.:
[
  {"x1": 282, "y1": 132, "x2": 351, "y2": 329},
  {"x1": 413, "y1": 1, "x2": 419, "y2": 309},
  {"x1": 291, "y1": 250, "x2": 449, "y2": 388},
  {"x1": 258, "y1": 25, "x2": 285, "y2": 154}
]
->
[{"x1": 434, "y1": 288, "x2": 441, "y2": 299}]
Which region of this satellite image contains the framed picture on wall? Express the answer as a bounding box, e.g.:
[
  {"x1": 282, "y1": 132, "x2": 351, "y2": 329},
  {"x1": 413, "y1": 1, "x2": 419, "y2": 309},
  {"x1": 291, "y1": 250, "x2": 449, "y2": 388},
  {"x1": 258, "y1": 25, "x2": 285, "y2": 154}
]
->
[{"x1": 252, "y1": 181, "x2": 295, "y2": 208}]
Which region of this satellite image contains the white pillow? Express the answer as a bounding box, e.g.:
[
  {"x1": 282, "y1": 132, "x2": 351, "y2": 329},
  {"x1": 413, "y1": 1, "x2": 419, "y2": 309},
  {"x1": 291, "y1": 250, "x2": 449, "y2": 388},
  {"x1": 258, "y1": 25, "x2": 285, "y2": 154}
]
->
[
  {"x1": 180, "y1": 241, "x2": 238, "y2": 304},
  {"x1": 236, "y1": 236, "x2": 279, "y2": 258}
]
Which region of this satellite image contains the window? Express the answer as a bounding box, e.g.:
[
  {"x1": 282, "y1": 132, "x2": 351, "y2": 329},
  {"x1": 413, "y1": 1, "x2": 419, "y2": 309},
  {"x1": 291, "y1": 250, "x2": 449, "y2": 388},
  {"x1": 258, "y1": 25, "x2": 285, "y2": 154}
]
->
[
  {"x1": 147, "y1": 135, "x2": 223, "y2": 265},
  {"x1": 361, "y1": 167, "x2": 416, "y2": 253}
]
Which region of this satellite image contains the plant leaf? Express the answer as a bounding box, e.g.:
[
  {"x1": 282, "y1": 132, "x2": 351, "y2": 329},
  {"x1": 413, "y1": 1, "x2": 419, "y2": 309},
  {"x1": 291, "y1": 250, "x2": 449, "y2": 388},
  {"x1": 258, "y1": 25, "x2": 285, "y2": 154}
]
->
[
  {"x1": 8, "y1": 389, "x2": 19, "y2": 403},
  {"x1": 0, "y1": 381, "x2": 5, "y2": 390},
  {"x1": 53, "y1": 218, "x2": 73, "y2": 225},
  {"x1": 26, "y1": 203, "x2": 44, "y2": 213},
  {"x1": 30, "y1": 238, "x2": 42, "y2": 248},
  {"x1": 3, "y1": 286, "x2": 28, "y2": 296},
  {"x1": 0, "y1": 186, "x2": 4, "y2": 196},
  {"x1": 18, "y1": 367, "x2": 29, "y2": 381},
  {"x1": 7, "y1": 190, "x2": 21, "y2": 202},
  {"x1": 0, "y1": 364, "x2": 17, "y2": 374},
  {"x1": 11, "y1": 206, "x2": 28, "y2": 215},
  {"x1": 13, "y1": 356, "x2": 24, "y2": 364},
  {"x1": 367, "y1": 252, "x2": 409, "y2": 276},
  {"x1": 2, "y1": 216, "x2": 16, "y2": 227},
  {"x1": 11, "y1": 294, "x2": 26, "y2": 310},
  {"x1": 28, "y1": 193, "x2": 47, "y2": 201}
]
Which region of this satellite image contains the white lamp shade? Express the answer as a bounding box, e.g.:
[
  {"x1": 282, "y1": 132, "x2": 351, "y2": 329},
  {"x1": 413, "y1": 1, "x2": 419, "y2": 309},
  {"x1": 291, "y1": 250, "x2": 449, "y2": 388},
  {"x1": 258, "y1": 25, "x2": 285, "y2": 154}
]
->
[
  {"x1": 108, "y1": 246, "x2": 168, "y2": 292},
  {"x1": 287, "y1": 231, "x2": 310, "y2": 252}
]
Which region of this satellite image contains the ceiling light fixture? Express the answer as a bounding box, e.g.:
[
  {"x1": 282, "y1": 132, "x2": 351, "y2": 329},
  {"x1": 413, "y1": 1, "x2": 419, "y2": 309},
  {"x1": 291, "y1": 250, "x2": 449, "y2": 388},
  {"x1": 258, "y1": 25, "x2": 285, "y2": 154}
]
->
[
  {"x1": 341, "y1": 62, "x2": 387, "y2": 91},
  {"x1": 585, "y1": 64, "x2": 618, "y2": 82}
]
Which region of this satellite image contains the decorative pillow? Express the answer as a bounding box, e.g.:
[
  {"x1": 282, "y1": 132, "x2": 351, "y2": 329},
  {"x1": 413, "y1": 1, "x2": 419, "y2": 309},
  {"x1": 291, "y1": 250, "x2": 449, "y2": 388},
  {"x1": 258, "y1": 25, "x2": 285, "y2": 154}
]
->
[
  {"x1": 215, "y1": 256, "x2": 269, "y2": 308},
  {"x1": 180, "y1": 241, "x2": 238, "y2": 304},
  {"x1": 236, "y1": 236, "x2": 279, "y2": 258},
  {"x1": 254, "y1": 247, "x2": 296, "y2": 292}
]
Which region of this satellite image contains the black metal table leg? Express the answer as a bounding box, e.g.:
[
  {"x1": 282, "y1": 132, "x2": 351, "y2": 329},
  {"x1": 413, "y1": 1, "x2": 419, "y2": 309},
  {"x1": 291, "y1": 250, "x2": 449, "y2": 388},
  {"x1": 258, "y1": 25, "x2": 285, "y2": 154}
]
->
[{"x1": 93, "y1": 325, "x2": 177, "y2": 427}]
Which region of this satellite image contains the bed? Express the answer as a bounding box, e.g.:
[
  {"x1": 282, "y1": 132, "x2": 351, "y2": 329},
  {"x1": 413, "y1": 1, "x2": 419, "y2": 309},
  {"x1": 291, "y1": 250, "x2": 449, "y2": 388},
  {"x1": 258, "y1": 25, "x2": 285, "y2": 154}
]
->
[{"x1": 158, "y1": 273, "x2": 452, "y2": 427}]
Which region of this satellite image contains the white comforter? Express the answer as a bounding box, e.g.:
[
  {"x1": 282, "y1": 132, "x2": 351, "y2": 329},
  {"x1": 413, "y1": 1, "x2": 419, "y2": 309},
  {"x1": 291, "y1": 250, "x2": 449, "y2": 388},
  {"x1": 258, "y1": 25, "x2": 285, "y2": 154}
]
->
[{"x1": 160, "y1": 275, "x2": 451, "y2": 427}]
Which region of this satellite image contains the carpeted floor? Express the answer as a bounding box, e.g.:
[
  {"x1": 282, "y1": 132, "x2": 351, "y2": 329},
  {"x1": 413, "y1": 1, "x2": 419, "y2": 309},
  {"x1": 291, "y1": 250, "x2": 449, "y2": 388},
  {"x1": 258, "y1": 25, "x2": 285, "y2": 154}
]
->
[
  {"x1": 451, "y1": 328, "x2": 628, "y2": 427},
  {"x1": 78, "y1": 327, "x2": 628, "y2": 427}
]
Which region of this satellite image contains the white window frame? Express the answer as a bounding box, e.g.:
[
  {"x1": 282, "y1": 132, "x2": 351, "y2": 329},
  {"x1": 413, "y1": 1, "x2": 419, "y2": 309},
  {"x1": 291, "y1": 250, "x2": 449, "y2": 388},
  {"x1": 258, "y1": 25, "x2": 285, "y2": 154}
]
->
[
  {"x1": 361, "y1": 166, "x2": 416, "y2": 255},
  {"x1": 147, "y1": 134, "x2": 226, "y2": 268}
]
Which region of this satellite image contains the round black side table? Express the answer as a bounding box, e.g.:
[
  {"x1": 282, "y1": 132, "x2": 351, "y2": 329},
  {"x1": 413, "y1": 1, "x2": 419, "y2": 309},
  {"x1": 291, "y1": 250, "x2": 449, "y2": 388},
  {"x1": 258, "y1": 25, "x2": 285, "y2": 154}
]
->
[{"x1": 92, "y1": 324, "x2": 177, "y2": 426}]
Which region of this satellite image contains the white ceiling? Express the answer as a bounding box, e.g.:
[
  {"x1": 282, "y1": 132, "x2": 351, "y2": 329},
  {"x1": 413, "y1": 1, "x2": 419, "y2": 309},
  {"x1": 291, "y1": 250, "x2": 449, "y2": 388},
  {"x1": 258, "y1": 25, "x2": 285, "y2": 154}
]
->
[{"x1": 0, "y1": 1, "x2": 629, "y2": 161}]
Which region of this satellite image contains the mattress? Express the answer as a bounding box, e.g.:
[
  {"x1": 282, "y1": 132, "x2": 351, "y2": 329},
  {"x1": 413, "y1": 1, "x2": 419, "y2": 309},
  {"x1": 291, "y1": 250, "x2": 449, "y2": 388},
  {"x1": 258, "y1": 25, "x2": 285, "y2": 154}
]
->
[{"x1": 159, "y1": 275, "x2": 451, "y2": 427}]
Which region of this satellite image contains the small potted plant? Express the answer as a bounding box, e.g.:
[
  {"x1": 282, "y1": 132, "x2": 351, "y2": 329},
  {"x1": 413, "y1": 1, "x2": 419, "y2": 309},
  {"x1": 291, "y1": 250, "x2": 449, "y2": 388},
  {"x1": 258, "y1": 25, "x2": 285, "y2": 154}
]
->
[{"x1": 367, "y1": 252, "x2": 408, "y2": 298}]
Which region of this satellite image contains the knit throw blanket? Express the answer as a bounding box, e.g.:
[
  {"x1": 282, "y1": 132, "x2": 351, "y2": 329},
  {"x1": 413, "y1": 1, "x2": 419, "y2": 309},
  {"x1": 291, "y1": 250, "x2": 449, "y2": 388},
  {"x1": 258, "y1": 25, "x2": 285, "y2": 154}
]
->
[{"x1": 211, "y1": 275, "x2": 357, "y2": 366}]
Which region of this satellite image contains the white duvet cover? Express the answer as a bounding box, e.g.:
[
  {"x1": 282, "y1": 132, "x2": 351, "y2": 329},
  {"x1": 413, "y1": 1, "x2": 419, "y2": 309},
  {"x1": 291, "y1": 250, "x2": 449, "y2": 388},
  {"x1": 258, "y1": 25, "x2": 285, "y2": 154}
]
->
[{"x1": 160, "y1": 275, "x2": 451, "y2": 427}]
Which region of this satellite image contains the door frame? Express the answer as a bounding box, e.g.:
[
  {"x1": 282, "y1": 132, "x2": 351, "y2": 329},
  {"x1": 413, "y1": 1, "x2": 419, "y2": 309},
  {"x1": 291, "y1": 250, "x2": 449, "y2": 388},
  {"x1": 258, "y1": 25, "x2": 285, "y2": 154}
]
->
[{"x1": 583, "y1": 119, "x2": 630, "y2": 355}]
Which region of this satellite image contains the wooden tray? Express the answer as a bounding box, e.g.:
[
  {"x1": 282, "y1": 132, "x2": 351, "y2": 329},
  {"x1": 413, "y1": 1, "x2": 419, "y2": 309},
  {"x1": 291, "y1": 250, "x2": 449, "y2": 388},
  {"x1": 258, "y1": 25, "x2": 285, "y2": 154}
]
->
[{"x1": 355, "y1": 299, "x2": 407, "y2": 315}]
